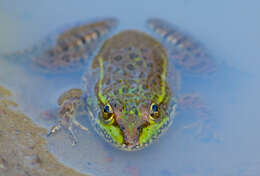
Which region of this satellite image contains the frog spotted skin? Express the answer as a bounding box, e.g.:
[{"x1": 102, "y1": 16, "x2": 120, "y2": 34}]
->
[
  {"x1": 87, "y1": 31, "x2": 176, "y2": 150},
  {"x1": 8, "y1": 18, "x2": 215, "y2": 151}
]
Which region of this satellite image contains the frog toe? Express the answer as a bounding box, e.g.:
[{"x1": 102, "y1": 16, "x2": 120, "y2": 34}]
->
[
  {"x1": 72, "y1": 119, "x2": 89, "y2": 132},
  {"x1": 46, "y1": 88, "x2": 88, "y2": 145},
  {"x1": 47, "y1": 124, "x2": 62, "y2": 137},
  {"x1": 67, "y1": 125, "x2": 79, "y2": 146}
]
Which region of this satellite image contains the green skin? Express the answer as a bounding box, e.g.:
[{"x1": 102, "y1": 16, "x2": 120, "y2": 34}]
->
[{"x1": 85, "y1": 30, "x2": 177, "y2": 151}]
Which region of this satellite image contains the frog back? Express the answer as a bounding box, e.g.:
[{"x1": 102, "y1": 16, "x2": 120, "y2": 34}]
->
[{"x1": 91, "y1": 30, "x2": 174, "y2": 105}]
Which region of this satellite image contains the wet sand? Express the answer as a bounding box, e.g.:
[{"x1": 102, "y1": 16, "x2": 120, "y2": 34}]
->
[{"x1": 0, "y1": 85, "x2": 89, "y2": 176}]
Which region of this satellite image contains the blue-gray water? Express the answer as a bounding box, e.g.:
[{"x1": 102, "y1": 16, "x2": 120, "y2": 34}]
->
[{"x1": 0, "y1": 0, "x2": 259, "y2": 176}]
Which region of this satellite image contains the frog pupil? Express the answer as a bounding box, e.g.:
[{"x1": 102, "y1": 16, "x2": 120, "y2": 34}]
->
[
  {"x1": 152, "y1": 104, "x2": 158, "y2": 112},
  {"x1": 104, "y1": 105, "x2": 110, "y2": 113}
]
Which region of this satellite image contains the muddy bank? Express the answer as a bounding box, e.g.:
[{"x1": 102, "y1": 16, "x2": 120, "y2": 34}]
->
[{"x1": 0, "y1": 85, "x2": 89, "y2": 176}]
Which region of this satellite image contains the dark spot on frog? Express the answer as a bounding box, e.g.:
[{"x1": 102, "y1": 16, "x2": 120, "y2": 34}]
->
[
  {"x1": 114, "y1": 67, "x2": 121, "y2": 73},
  {"x1": 137, "y1": 60, "x2": 143, "y2": 66},
  {"x1": 147, "y1": 62, "x2": 153, "y2": 68},
  {"x1": 127, "y1": 64, "x2": 135, "y2": 71},
  {"x1": 139, "y1": 72, "x2": 145, "y2": 78},
  {"x1": 132, "y1": 108, "x2": 138, "y2": 115},
  {"x1": 114, "y1": 55, "x2": 122, "y2": 61},
  {"x1": 129, "y1": 53, "x2": 138, "y2": 60}
]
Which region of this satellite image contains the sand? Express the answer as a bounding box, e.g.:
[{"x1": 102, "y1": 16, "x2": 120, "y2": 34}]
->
[{"x1": 0, "y1": 85, "x2": 89, "y2": 176}]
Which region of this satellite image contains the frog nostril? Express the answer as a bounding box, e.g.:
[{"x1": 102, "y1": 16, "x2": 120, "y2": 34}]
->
[
  {"x1": 137, "y1": 126, "x2": 142, "y2": 131},
  {"x1": 120, "y1": 126, "x2": 125, "y2": 131}
]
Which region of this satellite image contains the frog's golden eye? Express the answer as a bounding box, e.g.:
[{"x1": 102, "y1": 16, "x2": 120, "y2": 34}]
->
[
  {"x1": 149, "y1": 103, "x2": 160, "y2": 121},
  {"x1": 103, "y1": 103, "x2": 114, "y2": 124}
]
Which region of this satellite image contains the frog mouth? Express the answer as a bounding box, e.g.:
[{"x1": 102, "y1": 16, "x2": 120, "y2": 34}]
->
[
  {"x1": 119, "y1": 129, "x2": 152, "y2": 151},
  {"x1": 119, "y1": 138, "x2": 153, "y2": 151}
]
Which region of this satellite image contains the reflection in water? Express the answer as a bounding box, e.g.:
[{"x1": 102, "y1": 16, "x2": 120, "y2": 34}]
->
[{"x1": 1, "y1": 0, "x2": 260, "y2": 175}]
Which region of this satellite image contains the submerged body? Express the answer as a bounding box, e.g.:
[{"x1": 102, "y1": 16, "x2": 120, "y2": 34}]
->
[{"x1": 9, "y1": 18, "x2": 215, "y2": 151}]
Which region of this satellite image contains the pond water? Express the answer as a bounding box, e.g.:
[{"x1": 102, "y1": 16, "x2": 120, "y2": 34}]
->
[{"x1": 0, "y1": 0, "x2": 260, "y2": 176}]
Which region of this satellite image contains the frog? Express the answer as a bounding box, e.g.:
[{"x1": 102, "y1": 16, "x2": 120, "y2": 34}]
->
[{"x1": 5, "y1": 18, "x2": 216, "y2": 151}]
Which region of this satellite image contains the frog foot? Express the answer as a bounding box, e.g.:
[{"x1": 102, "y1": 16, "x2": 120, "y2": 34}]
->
[{"x1": 47, "y1": 88, "x2": 88, "y2": 146}]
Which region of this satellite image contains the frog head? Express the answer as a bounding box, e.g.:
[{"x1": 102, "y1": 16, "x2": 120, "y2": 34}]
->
[{"x1": 96, "y1": 95, "x2": 176, "y2": 151}]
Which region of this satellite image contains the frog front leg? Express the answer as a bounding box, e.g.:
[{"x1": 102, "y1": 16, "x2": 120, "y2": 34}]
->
[
  {"x1": 47, "y1": 88, "x2": 88, "y2": 146},
  {"x1": 147, "y1": 18, "x2": 216, "y2": 74}
]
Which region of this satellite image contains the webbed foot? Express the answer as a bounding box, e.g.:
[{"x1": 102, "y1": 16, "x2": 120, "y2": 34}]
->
[{"x1": 47, "y1": 88, "x2": 88, "y2": 146}]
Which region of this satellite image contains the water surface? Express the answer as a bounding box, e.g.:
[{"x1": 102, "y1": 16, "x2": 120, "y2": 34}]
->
[{"x1": 0, "y1": 0, "x2": 259, "y2": 176}]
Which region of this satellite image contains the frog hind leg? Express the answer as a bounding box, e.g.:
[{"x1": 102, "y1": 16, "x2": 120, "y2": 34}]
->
[
  {"x1": 3, "y1": 18, "x2": 118, "y2": 73},
  {"x1": 47, "y1": 88, "x2": 88, "y2": 146},
  {"x1": 146, "y1": 18, "x2": 216, "y2": 74}
]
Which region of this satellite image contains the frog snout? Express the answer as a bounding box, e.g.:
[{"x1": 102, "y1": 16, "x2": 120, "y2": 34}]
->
[{"x1": 122, "y1": 127, "x2": 140, "y2": 146}]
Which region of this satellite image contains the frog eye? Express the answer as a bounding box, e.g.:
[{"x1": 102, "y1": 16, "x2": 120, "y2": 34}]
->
[
  {"x1": 149, "y1": 103, "x2": 160, "y2": 121},
  {"x1": 103, "y1": 103, "x2": 114, "y2": 123}
]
